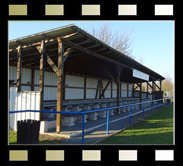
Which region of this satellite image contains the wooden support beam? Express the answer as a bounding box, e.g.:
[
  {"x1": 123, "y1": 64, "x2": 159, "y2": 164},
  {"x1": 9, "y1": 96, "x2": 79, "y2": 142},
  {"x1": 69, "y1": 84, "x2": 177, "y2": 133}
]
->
[
  {"x1": 36, "y1": 45, "x2": 74, "y2": 76},
  {"x1": 31, "y1": 69, "x2": 35, "y2": 91},
  {"x1": 154, "y1": 82, "x2": 160, "y2": 90},
  {"x1": 111, "y1": 81, "x2": 113, "y2": 98},
  {"x1": 84, "y1": 77, "x2": 86, "y2": 99},
  {"x1": 16, "y1": 45, "x2": 22, "y2": 92},
  {"x1": 160, "y1": 80, "x2": 162, "y2": 91},
  {"x1": 36, "y1": 45, "x2": 59, "y2": 76},
  {"x1": 39, "y1": 40, "x2": 46, "y2": 121},
  {"x1": 62, "y1": 38, "x2": 125, "y2": 67},
  {"x1": 99, "y1": 79, "x2": 111, "y2": 98},
  {"x1": 56, "y1": 37, "x2": 64, "y2": 133},
  {"x1": 146, "y1": 82, "x2": 148, "y2": 98},
  {"x1": 102, "y1": 66, "x2": 117, "y2": 84},
  {"x1": 95, "y1": 80, "x2": 100, "y2": 99},
  {"x1": 127, "y1": 84, "x2": 129, "y2": 97},
  {"x1": 116, "y1": 75, "x2": 120, "y2": 115},
  {"x1": 63, "y1": 46, "x2": 74, "y2": 62},
  {"x1": 140, "y1": 80, "x2": 142, "y2": 108},
  {"x1": 134, "y1": 83, "x2": 140, "y2": 90},
  {"x1": 147, "y1": 82, "x2": 153, "y2": 89}
]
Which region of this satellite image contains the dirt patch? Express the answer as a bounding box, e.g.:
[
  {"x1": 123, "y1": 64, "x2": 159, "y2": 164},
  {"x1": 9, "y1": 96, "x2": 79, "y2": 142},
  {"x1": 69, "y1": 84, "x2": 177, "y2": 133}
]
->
[{"x1": 39, "y1": 133, "x2": 66, "y2": 141}]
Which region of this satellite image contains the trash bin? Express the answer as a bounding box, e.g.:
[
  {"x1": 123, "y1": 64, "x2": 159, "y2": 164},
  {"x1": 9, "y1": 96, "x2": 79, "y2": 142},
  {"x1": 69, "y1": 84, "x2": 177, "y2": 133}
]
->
[{"x1": 17, "y1": 119, "x2": 40, "y2": 144}]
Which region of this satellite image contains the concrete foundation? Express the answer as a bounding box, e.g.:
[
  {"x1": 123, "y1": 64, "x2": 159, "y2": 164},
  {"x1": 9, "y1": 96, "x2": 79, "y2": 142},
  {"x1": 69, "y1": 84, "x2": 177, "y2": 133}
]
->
[
  {"x1": 88, "y1": 104, "x2": 99, "y2": 120},
  {"x1": 40, "y1": 120, "x2": 56, "y2": 133},
  {"x1": 107, "y1": 102, "x2": 114, "y2": 116},
  {"x1": 77, "y1": 104, "x2": 90, "y2": 123},
  {"x1": 98, "y1": 103, "x2": 107, "y2": 118},
  {"x1": 62, "y1": 116, "x2": 77, "y2": 127},
  {"x1": 71, "y1": 105, "x2": 80, "y2": 112}
]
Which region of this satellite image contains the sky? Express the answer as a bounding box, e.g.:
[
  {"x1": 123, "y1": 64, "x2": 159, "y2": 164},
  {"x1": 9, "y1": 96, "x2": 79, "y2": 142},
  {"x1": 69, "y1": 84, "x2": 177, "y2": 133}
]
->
[{"x1": 9, "y1": 21, "x2": 174, "y2": 84}]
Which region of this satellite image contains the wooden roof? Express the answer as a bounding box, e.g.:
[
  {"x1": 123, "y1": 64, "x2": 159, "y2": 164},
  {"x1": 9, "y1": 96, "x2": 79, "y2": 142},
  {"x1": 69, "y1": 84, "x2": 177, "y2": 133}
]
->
[{"x1": 9, "y1": 24, "x2": 165, "y2": 83}]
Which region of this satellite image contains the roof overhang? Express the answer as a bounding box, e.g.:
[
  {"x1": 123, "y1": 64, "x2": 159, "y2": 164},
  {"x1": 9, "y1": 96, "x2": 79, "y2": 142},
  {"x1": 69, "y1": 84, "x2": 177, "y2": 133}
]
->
[{"x1": 9, "y1": 24, "x2": 165, "y2": 83}]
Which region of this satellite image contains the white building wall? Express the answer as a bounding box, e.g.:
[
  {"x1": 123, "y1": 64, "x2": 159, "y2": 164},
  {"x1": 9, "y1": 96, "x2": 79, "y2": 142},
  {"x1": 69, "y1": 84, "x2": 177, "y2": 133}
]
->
[
  {"x1": 9, "y1": 87, "x2": 40, "y2": 131},
  {"x1": 121, "y1": 82, "x2": 127, "y2": 97},
  {"x1": 9, "y1": 66, "x2": 17, "y2": 83},
  {"x1": 102, "y1": 80, "x2": 111, "y2": 98},
  {"x1": 86, "y1": 77, "x2": 98, "y2": 99},
  {"x1": 112, "y1": 81, "x2": 117, "y2": 97},
  {"x1": 34, "y1": 70, "x2": 58, "y2": 100},
  {"x1": 65, "y1": 75, "x2": 84, "y2": 100}
]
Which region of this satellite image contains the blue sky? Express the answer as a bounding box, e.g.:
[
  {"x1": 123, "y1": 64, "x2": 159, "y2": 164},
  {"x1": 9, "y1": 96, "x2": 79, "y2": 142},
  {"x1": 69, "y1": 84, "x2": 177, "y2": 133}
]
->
[{"x1": 9, "y1": 21, "x2": 174, "y2": 83}]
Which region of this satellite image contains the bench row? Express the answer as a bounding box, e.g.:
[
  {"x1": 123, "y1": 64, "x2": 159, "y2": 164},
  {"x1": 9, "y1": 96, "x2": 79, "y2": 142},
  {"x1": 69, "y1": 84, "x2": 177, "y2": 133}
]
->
[{"x1": 62, "y1": 98, "x2": 154, "y2": 127}]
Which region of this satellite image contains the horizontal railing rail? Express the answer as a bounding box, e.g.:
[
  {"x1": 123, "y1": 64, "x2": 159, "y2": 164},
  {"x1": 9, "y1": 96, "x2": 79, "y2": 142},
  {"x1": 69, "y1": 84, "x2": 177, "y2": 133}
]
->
[{"x1": 9, "y1": 97, "x2": 173, "y2": 144}]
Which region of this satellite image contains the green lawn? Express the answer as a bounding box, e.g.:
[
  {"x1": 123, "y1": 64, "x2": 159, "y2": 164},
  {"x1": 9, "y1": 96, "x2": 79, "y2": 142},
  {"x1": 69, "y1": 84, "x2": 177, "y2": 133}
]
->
[
  {"x1": 9, "y1": 131, "x2": 65, "y2": 144},
  {"x1": 97, "y1": 104, "x2": 173, "y2": 144}
]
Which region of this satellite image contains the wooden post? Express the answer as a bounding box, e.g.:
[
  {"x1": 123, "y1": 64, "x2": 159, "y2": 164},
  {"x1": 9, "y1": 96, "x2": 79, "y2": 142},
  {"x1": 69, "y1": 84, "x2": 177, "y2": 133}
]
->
[
  {"x1": 120, "y1": 82, "x2": 121, "y2": 98},
  {"x1": 111, "y1": 81, "x2": 113, "y2": 98},
  {"x1": 31, "y1": 69, "x2": 35, "y2": 91},
  {"x1": 127, "y1": 84, "x2": 129, "y2": 97},
  {"x1": 16, "y1": 45, "x2": 22, "y2": 92},
  {"x1": 140, "y1": 80, "x2": 142, "y2": 108},
  {"x1": 84, "y1": 77, "x2": 86, "y2": 99},
  {"x1": 146, "y1": 82, "x2": 148, "y2": 98},
  {"x1": 116, "y1": 75, "x2": 120, "y2": 115},
  {"x1": 39, "y1": 40, "x2": 46, "y2": 121},
  {"x1": 160, "y1": 80, "x2": 162, "y2": 91},
  {"x1": 56, "y1": 37, "x2": 64, "y2": 133}
]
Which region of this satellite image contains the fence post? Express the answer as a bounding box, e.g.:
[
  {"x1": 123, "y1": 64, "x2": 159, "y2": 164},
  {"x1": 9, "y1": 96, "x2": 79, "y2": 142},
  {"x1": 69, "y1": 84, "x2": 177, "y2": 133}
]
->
[
  {"x1": 143, "y1": 103, "x2": 144, "y2": 117},
  {"x1": 82, "y1": 114, "x2": 85, "y2": 145},
  {"x1": 106, "y1": 110, "x2": 109, "y2": 135},
  {"x1": 129, "y1": 106, "x2": 131, "y2": 124}
]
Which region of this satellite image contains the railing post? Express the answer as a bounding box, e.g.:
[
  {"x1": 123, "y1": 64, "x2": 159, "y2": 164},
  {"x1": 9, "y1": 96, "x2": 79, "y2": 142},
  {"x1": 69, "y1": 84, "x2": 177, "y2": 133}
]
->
[
  {"x1": 106, "y1": 110, "x2": 109, "y2": 135},
  {"x1": 143, "y1": 103, "x2": 144, "y2": 117},
  {"x1": 82, "y1": 114, "x2": 85, "y2": 145},
  {"x1": 129, "y1": 106, "x2": 131, "y2": 124}
]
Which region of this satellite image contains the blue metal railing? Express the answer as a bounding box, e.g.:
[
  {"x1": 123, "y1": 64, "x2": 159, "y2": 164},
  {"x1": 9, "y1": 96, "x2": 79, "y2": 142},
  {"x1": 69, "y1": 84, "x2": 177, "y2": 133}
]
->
[{"x1": 9, "y1": 97, "x2": 173, "y2": 144}]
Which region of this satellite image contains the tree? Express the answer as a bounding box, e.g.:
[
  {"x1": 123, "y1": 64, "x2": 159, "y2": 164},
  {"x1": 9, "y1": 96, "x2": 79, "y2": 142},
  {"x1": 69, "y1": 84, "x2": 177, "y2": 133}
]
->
[
  {"x1": 84, "y1": 22, "x2": 144, "y2": 63},
  {"x1": 158, "y1": 75, "x2": 173, "y2": 92}
]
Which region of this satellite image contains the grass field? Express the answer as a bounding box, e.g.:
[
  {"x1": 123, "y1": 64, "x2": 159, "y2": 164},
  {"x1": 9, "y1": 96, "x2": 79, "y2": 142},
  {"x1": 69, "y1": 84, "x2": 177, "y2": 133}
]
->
[
  {"x1": 9, "y1": 131, "x2": 65, "y2": 144},
  {"x1": 96, "y1": 104, "x2": 173, "y2": 144}
]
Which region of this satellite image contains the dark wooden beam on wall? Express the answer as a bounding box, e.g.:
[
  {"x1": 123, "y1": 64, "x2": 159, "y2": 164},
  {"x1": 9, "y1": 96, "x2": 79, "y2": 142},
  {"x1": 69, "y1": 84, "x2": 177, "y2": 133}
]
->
[
  {"x1": 111, "y1": 81, "x2": 113, "y2": 98},
  {"x1": 154, "y1": 82, "x2": 160, "y2": 90},
  {"x1": 31, "y1": 69, "x2": 35, "y2": 91},
  {"x1": 16, "y1": 45, "x2": 22, "y2": 92},
  {"x1": 102, "y1": 66, "x2": 117, "y2": 84},
  {"x1": 140, "y1": 80, "x2": 142, "y2": 108},
  {"x1": 147, "y1": 82, "x2": 153, "y2": 90},
  {"x1": 95, "y1": 79, "x2": 100, "y2": 99},
  {"x1": 84, "y1": 77, "x2": 86, "y2": 99},
  {"x1": 160, "y1": 80, "x2": 162, "y2": 91},
  {"x1": 39, "y1": 39, "x2": 46, "y2": 121},
  {"x1": 99, "y1": 79, "x2": 111, "y2": 99},
  {"x1": 146, "y1": 82, "x2": 148, "y2": 98}
]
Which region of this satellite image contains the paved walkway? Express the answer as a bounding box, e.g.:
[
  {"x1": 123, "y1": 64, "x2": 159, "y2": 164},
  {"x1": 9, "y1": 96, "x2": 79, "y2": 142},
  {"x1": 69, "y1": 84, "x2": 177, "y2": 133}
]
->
[{"x1": 43, "y1": 103, "x2": 169, "y2": 144}]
